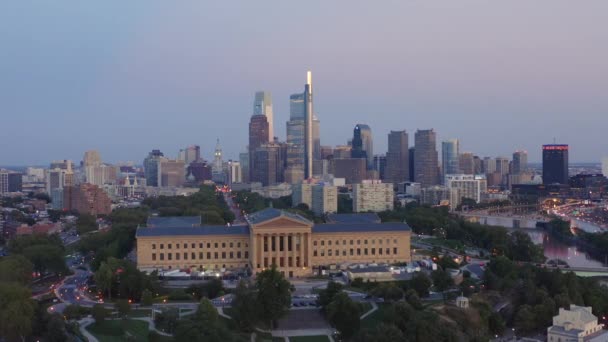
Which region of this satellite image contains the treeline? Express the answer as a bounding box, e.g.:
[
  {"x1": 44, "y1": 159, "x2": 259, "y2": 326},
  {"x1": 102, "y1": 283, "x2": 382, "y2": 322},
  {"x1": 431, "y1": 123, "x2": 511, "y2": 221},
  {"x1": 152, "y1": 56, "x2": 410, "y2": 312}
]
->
[
  {"x1": 144, "y1": 185, "x2": 234, "y2": 224},
  {"x1": 232, "y1": 190, "x2": 318, "y2": 222},
  {"x1": 484, "y1": 256, "x2": 608, "y2": 335},
  {"x1": 380, "y1": 203, "x2": 545, "y2": 263}
]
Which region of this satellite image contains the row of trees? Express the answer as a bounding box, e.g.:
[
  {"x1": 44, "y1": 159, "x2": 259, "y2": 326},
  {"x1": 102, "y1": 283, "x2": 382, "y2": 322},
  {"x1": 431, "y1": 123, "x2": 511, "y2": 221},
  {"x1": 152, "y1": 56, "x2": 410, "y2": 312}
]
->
[
  {"x1": 143, "y1": 185, "x2": 234, "y2": 224},
  {"x1": 484, "y1": 255, "x2": 608, "y2": 334},
  {"x1": 94, "y1": 257, "x2": 159, "y2": 301}
]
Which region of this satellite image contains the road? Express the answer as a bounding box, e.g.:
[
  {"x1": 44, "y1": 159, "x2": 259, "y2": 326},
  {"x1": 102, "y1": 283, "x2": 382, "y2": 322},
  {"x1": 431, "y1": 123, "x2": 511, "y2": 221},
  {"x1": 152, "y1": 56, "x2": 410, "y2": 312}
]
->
[{"x1": 224, "y1": 192, "x2": 245, "y2": 224}]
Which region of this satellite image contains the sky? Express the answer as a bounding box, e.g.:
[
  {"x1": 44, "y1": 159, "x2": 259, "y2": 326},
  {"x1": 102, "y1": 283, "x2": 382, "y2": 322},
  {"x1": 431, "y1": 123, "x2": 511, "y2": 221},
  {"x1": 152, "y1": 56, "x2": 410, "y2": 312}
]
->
[{"x1": 1, "y1": 1, "x2": 607, "y2": 165}]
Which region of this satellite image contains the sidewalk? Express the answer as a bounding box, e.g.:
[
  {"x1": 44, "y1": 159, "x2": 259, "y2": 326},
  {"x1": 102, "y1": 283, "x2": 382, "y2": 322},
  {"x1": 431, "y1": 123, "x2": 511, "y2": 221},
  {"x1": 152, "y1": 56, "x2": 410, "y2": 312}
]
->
[{"x1": 78, "y1": 318, "x2": 99, "y2": 342}]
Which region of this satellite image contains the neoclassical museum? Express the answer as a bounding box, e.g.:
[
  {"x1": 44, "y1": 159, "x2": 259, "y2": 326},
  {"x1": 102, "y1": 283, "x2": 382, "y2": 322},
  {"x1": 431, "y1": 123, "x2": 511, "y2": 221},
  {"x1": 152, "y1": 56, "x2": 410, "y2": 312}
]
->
[{"x1": 136, "y1": 208, "x2": 411, "y2": 278}]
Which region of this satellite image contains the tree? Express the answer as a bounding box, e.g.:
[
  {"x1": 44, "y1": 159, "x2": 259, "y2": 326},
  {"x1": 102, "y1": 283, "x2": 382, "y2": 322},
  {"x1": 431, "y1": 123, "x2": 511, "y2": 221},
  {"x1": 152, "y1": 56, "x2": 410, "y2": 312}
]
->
[
  {"x1": 46, "y1": 313, "x2": 68, "y2": 342},
  {"x1": 488, "y1": 312, "x2": 505, "y2": 335},
  {"x1": 155, "y1": 308, "x2": 179, "y2": 334},
  {"x1": 0, "y1": 255, "x2": 33, "y2": 285},
  {"x1": 141, "y1": 289, "x2": 154, "y2": 306},
  {"x1": 95, "y1": 261, "x2": 114, "y2": 300},
  {"x1": 255, "y1": 265, "x2": 292, "y2": 328},
  {"x1": 405, "y1": 289, "x2": 423, "y2": 310},
  {"x1": 514, "y1": 305, "x2": 536, "y2": 334},
  {"x1": 92, "y1": 304, "x2": 108, "y2": 324},
  {"x1": 231, "y1": 280, "x2": 259, "y2": 332},
  {"x1": 195, "y1": 298, "x2": 219, "y2": 323},
  {"x1": 327, "y1": 292, "x2": 361, "y2": 339},
  {"x1": 410, "y1": 272, "x2": 432, "y2": 297},
  {"x1": 431, "y1": 269, "x2": 454, "y2": 299},
  {"x1": 317, "y1": 281, "x2": 344, "y2": 310},
  {"x1": 354, "y1": 323, "x2": 405, "y2": 342},
  {"x1": 115, "y1": 299, "x2": 131, "y2": 318},
  {"x1": 76, "y1": 213, "x2": 98, "y2": 234},
  {"x1": 0, "y1": 283, "x2": 36, "y2": 342},
  {"x1": 63, "y1": 305, "x2": 89, "y2": 320}
]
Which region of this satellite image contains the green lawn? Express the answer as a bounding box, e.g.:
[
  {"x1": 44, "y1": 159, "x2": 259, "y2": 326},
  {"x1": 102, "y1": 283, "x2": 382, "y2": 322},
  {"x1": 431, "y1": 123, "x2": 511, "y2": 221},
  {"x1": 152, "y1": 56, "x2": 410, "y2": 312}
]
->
[
  {"x1": 87, "y1": 319, "x2": 152, "y2": 342},
  {"x1": 289, "y1": 336, "x2": 330, "y2": 342},
  {"x1": 360, "y1": 303, "x2": 390, "y2": 330},
  {"x1": 358, "y1": 302, "x2": 373, "y2": 315}
]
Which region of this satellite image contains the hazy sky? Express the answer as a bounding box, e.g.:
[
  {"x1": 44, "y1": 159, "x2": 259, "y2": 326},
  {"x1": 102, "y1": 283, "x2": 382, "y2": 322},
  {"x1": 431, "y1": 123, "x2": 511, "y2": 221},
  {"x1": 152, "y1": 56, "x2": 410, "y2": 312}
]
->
[{"x1": 1, "y1": 1, "x2": 607, "y2": 165}]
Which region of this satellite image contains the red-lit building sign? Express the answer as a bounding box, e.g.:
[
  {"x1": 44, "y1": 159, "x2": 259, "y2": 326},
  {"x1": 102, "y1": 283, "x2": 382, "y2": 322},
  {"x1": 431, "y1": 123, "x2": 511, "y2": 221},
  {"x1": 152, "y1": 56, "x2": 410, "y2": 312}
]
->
[{"x1": 543, "y1": 145, "x2": 568, "y2": 151}]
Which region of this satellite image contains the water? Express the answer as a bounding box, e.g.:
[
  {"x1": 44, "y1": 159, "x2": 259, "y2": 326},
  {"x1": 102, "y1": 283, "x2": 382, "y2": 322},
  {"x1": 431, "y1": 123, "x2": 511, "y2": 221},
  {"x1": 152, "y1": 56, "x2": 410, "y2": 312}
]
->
[{"x1": 525, "y1": 230, "x2": 605, "y2": 268}]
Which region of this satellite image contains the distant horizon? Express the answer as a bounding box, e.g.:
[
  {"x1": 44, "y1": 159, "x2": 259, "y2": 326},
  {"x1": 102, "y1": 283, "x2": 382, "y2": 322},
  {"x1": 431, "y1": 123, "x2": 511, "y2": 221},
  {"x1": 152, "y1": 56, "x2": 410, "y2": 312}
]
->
[{"x1": 1, "y1": 2, "x2": 606, "y2": 165}]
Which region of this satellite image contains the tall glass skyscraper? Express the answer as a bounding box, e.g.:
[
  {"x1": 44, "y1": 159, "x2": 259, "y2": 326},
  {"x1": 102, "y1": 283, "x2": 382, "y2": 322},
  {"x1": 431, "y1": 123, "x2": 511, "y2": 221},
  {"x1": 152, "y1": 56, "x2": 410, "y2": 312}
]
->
[
  {"x1": 287, "y1": 71, "x2": 318, "y2": 179},
  {"x1": 441, "y1": 139, "x2": 460, "y2": 183},
  {"x1": 542, "y1": 144, "x2": 569, "y2": 184},
  {"x1": 414, "y1": 129, "x2": 439, "y2": 187},
  {"x1": 254, "y1": 91, "x2": 273, "y2": 141}
]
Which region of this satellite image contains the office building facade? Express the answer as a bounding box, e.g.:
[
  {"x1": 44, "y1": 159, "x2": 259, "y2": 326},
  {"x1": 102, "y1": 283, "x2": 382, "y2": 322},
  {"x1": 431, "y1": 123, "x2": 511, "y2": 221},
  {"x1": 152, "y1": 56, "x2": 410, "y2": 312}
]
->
[
  {"x1": 543, "y1": 144, "x2": 569, "y2": 185},
  {"x1": 254, "y1": 91, "x2": 274, "y2": 141},
  {"x1": 414, "y1": 129, "x2": 439, "y2": 187},
  {"x1": 385, "y1": 130, "x2": 409, "y2": 184},
  {"x1": 353, "y1": 180, "x2": 394, "y2": 212},
  {"x1": 441, "y1": 140, "x2": 460, "y2": 182}
]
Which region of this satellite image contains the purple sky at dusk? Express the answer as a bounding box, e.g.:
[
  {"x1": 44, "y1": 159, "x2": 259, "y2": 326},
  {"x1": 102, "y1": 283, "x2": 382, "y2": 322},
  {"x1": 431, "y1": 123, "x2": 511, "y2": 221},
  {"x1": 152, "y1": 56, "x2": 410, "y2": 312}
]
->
[{"x1": 1, "y1": 1, "x2": 607, "y2": 165}]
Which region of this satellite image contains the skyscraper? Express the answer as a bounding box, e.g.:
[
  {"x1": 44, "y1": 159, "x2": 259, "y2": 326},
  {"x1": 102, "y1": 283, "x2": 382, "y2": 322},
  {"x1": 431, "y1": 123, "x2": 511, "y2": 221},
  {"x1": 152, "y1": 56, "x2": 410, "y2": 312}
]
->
[
  {"x1": 83, "y1": 150, "x2": 101, "y2": 168},
  {"x1": 185, "y1": 145, "x2": 201, "y2": 165},
  {"x1": 249, "y1": 114, "x2": 269, "y2": 182},
  {"x1": 286, "y1": 93, "x2": 305, "y2": 172},
  {"x1": 441, "y1": 140, "x2": 460, "y2": 182},
  {"x1": 143, "y1": 150, "x2": 164, "y2": 187},
  {"x1": 254, "y1": 91, "x2": 274, "y2": 141},
  {"x1": 252, "y1": 143, "x2": 284, "y2": 186},
  {"x1": 212, "y1": 139, "x2": 225, "y2": 183},
  {"x1": 543, "y1": 144, "x2": 569, "y2": 184},
  {"x1": 312, "y1": 115, "x2": 321, "y2": 160},
  {"x1": 304, "y1": 71, "x2": 314, "y2": 179},
  {"x1": 351, "y1": 124, "x2": 372, "y2": 168},
  {"x1": 414, "y1": 129, "x2": 439, "y2": 187},
  {"x1": 512, "y1": 150, "x2": 528, "y2": 174},
  {"x1": 459, "y1": 152, "x2": 475, "y2": 175},
  {"x1": 385, "y1": 130, "x2": 409, "y2": 184}
]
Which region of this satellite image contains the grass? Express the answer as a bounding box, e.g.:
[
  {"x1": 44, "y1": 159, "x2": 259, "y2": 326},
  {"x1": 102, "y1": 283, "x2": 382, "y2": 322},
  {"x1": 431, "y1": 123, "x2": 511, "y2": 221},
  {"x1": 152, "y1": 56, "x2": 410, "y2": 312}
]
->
[
  {"x1": 360, "y1": 303, "x2": 390, "y2": 330},
  {"x1": 358, "y1": 302, "x2": 373, "y2": 315},
  {"x1": 87, "y1": 319, "x2": 151, "y2": 342},
  {"x1": 289, "y1": 336, "x2": 330, "y2": 342},
  {"x1": 256, "y1": 331, "x2": 274, "y2": 342},
  {"x1": 129, "y1": 309, "x2": 152, "y2": 317}
]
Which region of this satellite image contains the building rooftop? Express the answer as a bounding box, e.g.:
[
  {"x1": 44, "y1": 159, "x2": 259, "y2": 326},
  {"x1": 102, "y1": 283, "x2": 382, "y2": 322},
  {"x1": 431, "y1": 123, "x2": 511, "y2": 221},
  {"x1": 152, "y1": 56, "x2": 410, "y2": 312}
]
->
[
  {"x1": 246, "y1": 208, "x2": 311, "y2": 226},
  {"x1": 136, "y1": 225, "x2": 249, "y2": 237},
  {"x1": 313, "y1": 222, "x2": 410, "y2": 234},
  {"x1": 326, "y1": 213, "x2": 381, "y2": 224},
  {"x1": 348, "y1": 266, "x2": 391, "y2": 273},
  {"x1": 147, "y1": 216, "x2": 202, "y2": 227}
]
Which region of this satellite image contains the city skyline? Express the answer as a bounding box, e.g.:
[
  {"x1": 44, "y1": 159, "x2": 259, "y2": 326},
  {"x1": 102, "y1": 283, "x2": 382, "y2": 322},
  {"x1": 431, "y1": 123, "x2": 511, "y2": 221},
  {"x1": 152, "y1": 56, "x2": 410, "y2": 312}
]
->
[{"x1": 1, "y1": 1, "x2": 607, "y2": 165}]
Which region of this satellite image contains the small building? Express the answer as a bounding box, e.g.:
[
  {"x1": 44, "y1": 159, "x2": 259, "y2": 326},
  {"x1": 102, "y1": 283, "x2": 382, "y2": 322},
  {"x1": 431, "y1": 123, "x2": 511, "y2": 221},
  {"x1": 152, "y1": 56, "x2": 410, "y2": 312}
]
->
[
  {"x1": 346, "y1": 266, "x2": 394, "y2": 283},
  {"x1": 547, "y1": 305, "x2": 608, "y2": 342},
  {"x1": 455, "y1": 295, "x2": 469, "y2": 309}
]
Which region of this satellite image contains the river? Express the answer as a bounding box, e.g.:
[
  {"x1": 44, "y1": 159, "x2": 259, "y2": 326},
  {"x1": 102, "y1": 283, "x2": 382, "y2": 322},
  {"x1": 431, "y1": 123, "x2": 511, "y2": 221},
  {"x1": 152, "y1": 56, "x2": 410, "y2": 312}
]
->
[{"x1": 470, "y1": 215, "x2": 605, "y2": 268}]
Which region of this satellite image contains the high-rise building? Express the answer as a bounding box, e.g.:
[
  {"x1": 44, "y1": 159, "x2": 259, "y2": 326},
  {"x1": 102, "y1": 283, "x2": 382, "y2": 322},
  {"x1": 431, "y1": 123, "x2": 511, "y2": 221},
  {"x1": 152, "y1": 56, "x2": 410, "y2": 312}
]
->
[
  {"x1": 0, "y1": 170, "x2": 23, "y2": 194},
  {"x1": 441, "y1": 140, "x2": 460, "y2": 182},
  {"x1": 409, "y1": 147, "x2": 415, "y2": 182},
  {"x1": 385, "y1": 130, "x2": 409, "y2": 184},
  {"x1": 143, "y1": 150, "x2": 164, "y2": 187},
  {"x1": 543, "y1": 144, "x2": 569, "y2": 185},
  {"x1": 414, "y1": 129, "x2": 439, "y2": 187},
  {"x1": 373, "y1": 155, "x2": 387, "y2": 180},
  {"x1": 304, "y1": 71, "x2": 314, "y2": 179},
  {"x1": 495, "y1": 157, "x2": 510, "y2": 176},
  {"x1": 159, "y1": 159, "x2": 186, "y2": 187},
  {"x1": 185, "y1": 145, "x2": 201, "y2": 165},
  {"x1": 83, "y1": 150, "x2": 101, "y2": 168},
  {"x1": 292, "y1": 183, "x2": 313, "y2": 208},
  {"x1": 331, "y1": 158, "x2": 367, "y2": 184},
  {"x1": 252, "y1": 143, "x2": 284, "y2": 186},
  {"x1": 239, "y1": 152, "x2": 250, "y2": 184},
  {"x1": 512, "y1": 150, "x2": 528, "y2": 175},
  {"x1": 249, "y1": 114, "x2": 270, "y2": 181},
  {"x1": 320, "y1": 146, "x2": 333, "y2": 160},
  {"x1": 444, "y1": 174, "x2": 488, "y2": 205},
  {"x1": 351, "y1": 124, "x2": 372, "y2": 168},
  {"x1": 312, "y1": 184, "x2": 338, "y2": 216},
  {"x1": 459, "y1": 152, "x2": 475, "y2": 175},
  {"x1": 227, "y1": 160, "x2": 242, "y2": 185},
  {"x1": 353, "y1": 180, "x2": 394, "y2": 212},
  {"x1": 188, "y1": 160, "x2": 212, "y2": 182},
  {"x1": 482, "y1": 157, "x2": 496, "y2": 174},
  {"x1": 333, "y1": 145, "x2": 352, "y2": 159},
  {"x1": 254, "y1": 91, "x2": 274, "y2": 141},
  {"x1": 63, "y1": 183, "x2": 112, "y2": 216},
  {"x1": 312, "y1": 115, "x2": 321, "y2": 161}
]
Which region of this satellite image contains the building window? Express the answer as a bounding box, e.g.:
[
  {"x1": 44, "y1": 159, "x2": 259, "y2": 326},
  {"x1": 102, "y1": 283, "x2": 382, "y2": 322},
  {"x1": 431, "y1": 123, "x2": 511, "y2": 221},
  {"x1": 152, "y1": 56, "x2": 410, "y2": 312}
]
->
[
  {"x1": 357, "y1": 248, "x2": 361, "y2": 255},
  {"x1": 328, "y1": 240, "x2": 332, "y2": 246},
  {"x1": 237, "y1": 242, "x2": 241, "y2": 248},
  {"x1": 183, "y1": 243, "x2": 187, "y2": 249},
  {"x1": 364, "y1": 240, "x2": 368, "y2": 245},
  {"x1": 160, "y1": 244, "x2": 164, "y2": 249},
  {"x1": 357, "y1": 240, "x2": 360, "y2": 245},
  {"x1": 386, "y1": 248, "x2": 390, "y2": 255},
  {"x1": 230, "y1": 242, "x2": 233, "y2": 248},
  {"x1": 364, "y1": 248, "x2": 368, "y2": 255},
  {"x1": 191, "y1": 252, "x2": 195, "y2": 260},
  {"x1": 372, "y1": 239, "x2": 375, "y2": 244},
  {"x1": 152, "y1": 253, "x2": 156, "y2": 261},
  {"x1": 214, "y1": 252, "x2": 218, "y2": 259},
  {"x1": 237, "y1": 251, "x2": 241, "y2": 258},
  {"x1": 171, "y1": 253, "x2": 175, "y2": 260},
  {"x1": 190, "y1": 243, "x2": 194, "y2": 248},
  {"x1": 321, "y1": 241, "x2": 325, "y2": 246},
  {"x1": 222, "y1": 252, "x2": 226, "y2": 259},
  {"x1": 393, "y1": 248, "x2": 398, "y2": 254},
  {"x1": 343, "y1": 240, "x2": 346, "y2": 245},
  {"x1": 320, "y1": 250, "x2": 325, "y2": 257},
  {"x1": 350, "y1": 249, "x2": 354, "y2": 256},
  {"x1": 328, "y1": 250, "x2": 332, "y2": 256},
  {"x1": 379, "y1": 239, "x2": 382, "y2": 245},
  {"x1": 394, "y1": 239, "x2": 398, "y2": 244},
  {"x1": 335, "y1": 240, "x2": 339, "y2": 246},
  {"x1": 207, "y1": 252, "x2": 211, "y2": 259},
  {"x1": 215, "y1": 243, "x2": 218, "y2": 248},
  {"x1": 199, "y1": 252, "x2": 203, "y2": 259},
  {"x1": 152, "y1": 244, "x2": 156, "y2": 250},
  {"x1": 314, "y1": 241, "x2": 317, "y2": 246},
  {"x1": 207, "y1": 243, "x2": 211, "y2": 248},
  {"x1": 182, "y1": 253, "x2": 187, "y2": 260},
  {"x1": 160, "y1": 253, "x2": 164, "y2": 260},
  {"x1": 379, "y1": 248, "x2": 383, "y2": 255},
  {"x1": 222, "y1": 243, "x2": 226, "y2": 248},
  {"x1": 342, "y1": 250, "x2": 346, "y2": 256},
  {"x1": 313, "y1": 250, "x2": 318, "y2": 257},
  {"x1": 350, "y1": 240, "x2": 353, "y2": 245},
  {"x1": 335, "y1": 249, "x2": 339, "y2": 256},
  {"x1": 386, "y1": 239, "x2": 389, "y2": 244},
  {"x1": 199, "y1": 243, "x2": 203, "y2": 248},
  {"x1": 371, "y1": 248, "x2": 376, "y2": 255},
  {"x1": 244, "y1": 251, "x2": 249, "y2": 258},
  {"x1": 229, "y1": 252, "x2": 234, "y2": 259}
]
